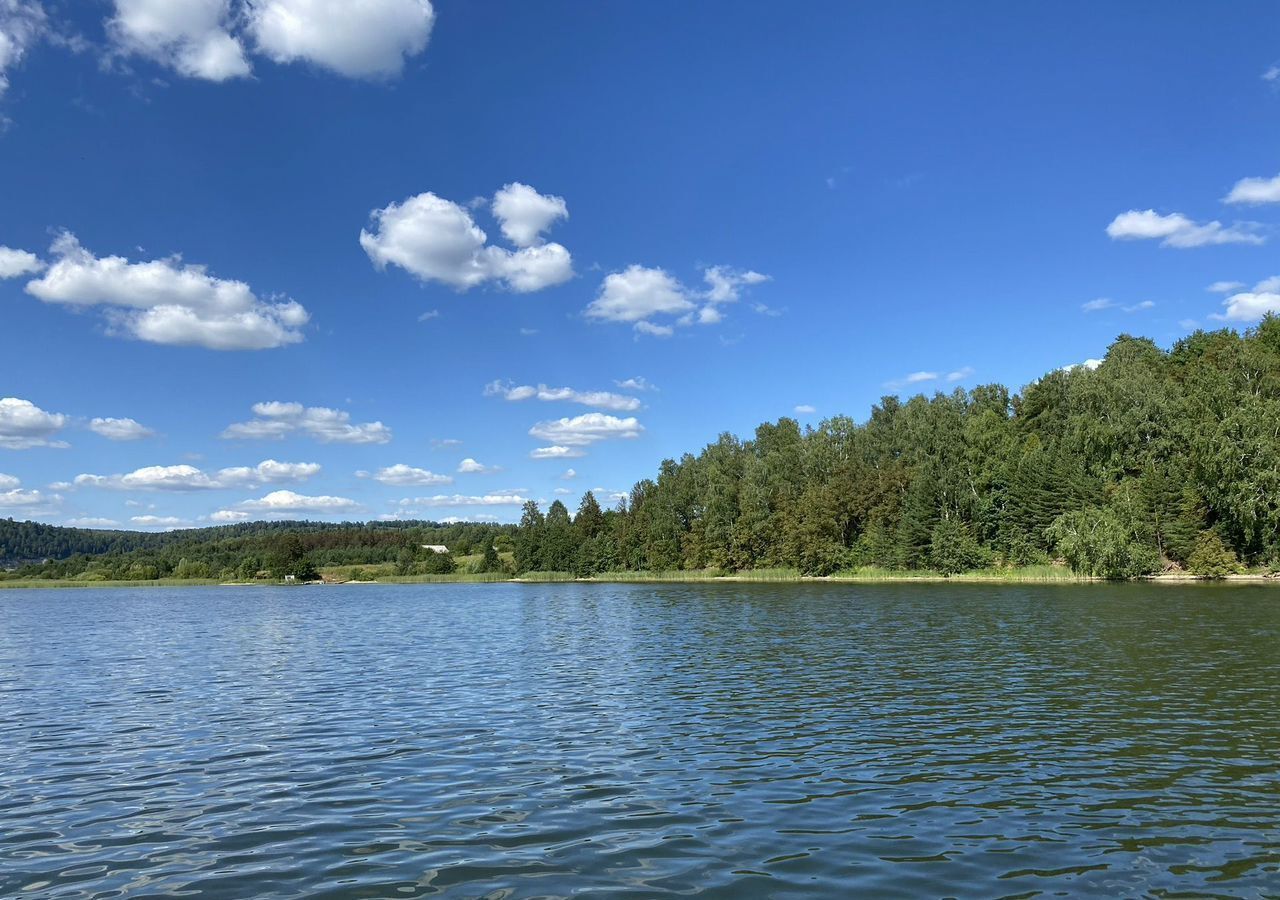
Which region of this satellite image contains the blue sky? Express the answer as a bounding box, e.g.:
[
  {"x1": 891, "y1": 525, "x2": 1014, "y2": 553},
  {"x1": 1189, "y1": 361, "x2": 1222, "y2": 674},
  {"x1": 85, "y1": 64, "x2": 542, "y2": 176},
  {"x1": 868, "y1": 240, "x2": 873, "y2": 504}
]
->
[{"x1": 3, "y1": 1, "x2": 1280, "y2": 529}]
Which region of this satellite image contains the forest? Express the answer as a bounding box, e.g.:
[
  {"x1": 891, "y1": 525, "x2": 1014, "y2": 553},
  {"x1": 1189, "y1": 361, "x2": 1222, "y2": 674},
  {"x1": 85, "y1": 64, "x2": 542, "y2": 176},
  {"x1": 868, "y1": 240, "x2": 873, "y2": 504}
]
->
[
  {"x1": 513, "y1": 321, "x2": 1280, "y2": 580},
  {"x1": 5, "y1": 321, "x2": 1280, "y2": 584}
]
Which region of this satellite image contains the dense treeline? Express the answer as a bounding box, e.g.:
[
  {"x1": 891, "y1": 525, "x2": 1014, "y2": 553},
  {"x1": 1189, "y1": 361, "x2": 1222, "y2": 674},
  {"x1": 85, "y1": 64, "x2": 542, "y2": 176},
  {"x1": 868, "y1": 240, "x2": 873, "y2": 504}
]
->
[
  {"x1": 515, "y1": 322, "x2": 1280, "y2": 579},
  {"x1": 1, "y1": 520, "x2": 513, "y2": 582}
]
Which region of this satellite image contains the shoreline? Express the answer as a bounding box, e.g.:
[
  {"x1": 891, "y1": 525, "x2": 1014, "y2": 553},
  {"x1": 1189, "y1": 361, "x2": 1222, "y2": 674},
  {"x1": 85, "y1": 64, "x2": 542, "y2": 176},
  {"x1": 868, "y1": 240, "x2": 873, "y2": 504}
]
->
[{"x1": 3, "y1": 572, "x2": 1278, "y2": 590}]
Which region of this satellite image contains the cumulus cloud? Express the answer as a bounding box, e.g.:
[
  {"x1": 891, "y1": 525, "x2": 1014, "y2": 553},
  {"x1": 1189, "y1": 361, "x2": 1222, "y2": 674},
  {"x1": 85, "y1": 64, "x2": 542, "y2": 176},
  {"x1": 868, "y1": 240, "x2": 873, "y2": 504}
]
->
[
  {"x1": 66, "y1": 517, "x2": 122, "y2": 528},
  {"x1": 530, "y1": 445, "x2": 585, "y2": 460},
  {"x1": 234, "y1": 489, "x2": 359, "y2": 514},
  {"x1": 1061, "y1": 358, "x2": 1104, "y2": 373},
  {"x1": 1224, "y1": 173, "x2": 1280, "y2": 205},
  {"x1": 1105, "y1": 209, "x2": 1264, "y2": 248},
  {"x1": 88, "y1": 416, "x2": 154, "y2": 441},
  {"x1": 528, "y1": 413, "x2": 643, "y2": 447},
  {"x1": 398, "y1": 493, "x2": 528, "y2": 507},
  {"x1": 107, "y1": 0, "x2": 433, "y2": 82},
  {"x1": 491, "y1": 182, "x2": 568, "y2": 248},
  {"x1": 560, "y1": 468, "x2": 577, "y2": 479},
  {"x1": 1213, "y1": 275, "x2": 1280, "y2": 323},
  {"x1": 615, "y1": 376, "x2": 655, "y2": 392},
  {"x1": 0, "y1": 472, "x2": 53, "y2": 510},
  {"x1": 0, "y1": 397, "x2": 68, "y2": 449},
  {"x1": 457, "y1": 458, "x2": 498, "y2": 474},
  {"x1": 1207, "y1": 280, "x2": 1245, "y2": 294},
  {"x1": 585, "y1": 264, "x2": 768, "y2": 335},
  {"x1": 794, "y1": 404, "x2": 816, "y2": 414},
  {"x1": 0, "y1": 245, "x2": 43, "y2": 278},
  {"x1": 0, "y1": 0, "x2": 47, "y2": 100},
  {"x1": 75, "y1": 459, "x2": 320, "y2": 491},
  {"x1": 368, "y1": 463, "x2": 451, "y2": 486},
  {"x1": 130, "y1": 515, "x2": 188, "y2": 528},
  {"x1": 221, "y1": 401, "x2": 391, "y2": 444},
  {"x1": 24, "y1": 233, "x2": 309, "y2": 350},
  {"x1": 247, "y1": 0, "x2": 434, "y2": 78},
  {"x1": 484, "y1": 380, "x2": 641, "y2": 412},
  {"x1": 109, "y1": 0, "x2": 251, "y2": 81},
  {"x1": 361, "y1": 184, "x2": 573, "y2": 293}
]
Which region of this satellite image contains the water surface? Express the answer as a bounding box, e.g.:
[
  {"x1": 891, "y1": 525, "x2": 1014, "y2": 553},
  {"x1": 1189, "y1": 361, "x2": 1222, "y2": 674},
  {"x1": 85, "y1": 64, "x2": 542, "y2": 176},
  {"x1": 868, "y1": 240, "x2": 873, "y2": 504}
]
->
[{"x1": 1, "y1": 582, "x2": 1278, "y2": 897}]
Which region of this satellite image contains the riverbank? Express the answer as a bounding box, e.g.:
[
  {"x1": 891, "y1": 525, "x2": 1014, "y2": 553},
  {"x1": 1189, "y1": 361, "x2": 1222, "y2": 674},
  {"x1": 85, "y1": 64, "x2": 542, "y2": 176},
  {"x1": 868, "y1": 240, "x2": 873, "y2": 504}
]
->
[{"x1": 4, "y1": 566, "x2": 1279, "y2": 589}]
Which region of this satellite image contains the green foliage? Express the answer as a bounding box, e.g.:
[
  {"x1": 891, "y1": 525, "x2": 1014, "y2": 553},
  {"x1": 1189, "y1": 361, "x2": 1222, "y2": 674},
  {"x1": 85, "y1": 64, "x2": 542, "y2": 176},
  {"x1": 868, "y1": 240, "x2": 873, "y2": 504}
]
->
[
  {"x1": 1046, "y1": 506, "x2": 1160, "y2": 579},
  {"x1": 928, "y1": 519, "x2": 986, "y2": 575},
  {"x1": 1185, "y1": 531, "x2": 1242, "y2": 578}
]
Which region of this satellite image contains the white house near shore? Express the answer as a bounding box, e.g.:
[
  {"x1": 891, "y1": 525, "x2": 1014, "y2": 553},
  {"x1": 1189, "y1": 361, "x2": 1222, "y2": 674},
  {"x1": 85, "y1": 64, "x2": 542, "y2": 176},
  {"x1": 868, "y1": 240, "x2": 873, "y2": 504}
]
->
[{"x1": 421, "y1": 545, "x2": 449, "y2": 554}]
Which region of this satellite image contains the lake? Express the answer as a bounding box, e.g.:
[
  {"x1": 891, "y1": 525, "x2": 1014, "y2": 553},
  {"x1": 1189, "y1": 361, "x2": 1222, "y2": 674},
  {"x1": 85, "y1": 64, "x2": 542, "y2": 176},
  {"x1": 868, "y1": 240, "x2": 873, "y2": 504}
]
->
[{"x1": 1, "y1": 582, "x2": 1277, "y2": 898}]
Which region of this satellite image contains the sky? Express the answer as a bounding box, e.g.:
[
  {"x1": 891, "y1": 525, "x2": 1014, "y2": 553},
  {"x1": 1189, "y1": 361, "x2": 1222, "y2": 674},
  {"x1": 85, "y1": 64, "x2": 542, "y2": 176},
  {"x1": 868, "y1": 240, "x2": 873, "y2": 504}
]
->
[{"x1": 2, "y1": 1, "x2": 1280, "y2": 530}]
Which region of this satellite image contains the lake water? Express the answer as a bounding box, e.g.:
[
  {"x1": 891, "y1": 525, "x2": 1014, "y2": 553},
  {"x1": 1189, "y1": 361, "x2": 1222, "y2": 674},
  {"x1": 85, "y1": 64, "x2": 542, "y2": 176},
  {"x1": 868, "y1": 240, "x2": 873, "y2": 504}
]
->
[{"x1": 1, "y1": 583, "x2": 1278, "y2": 898}]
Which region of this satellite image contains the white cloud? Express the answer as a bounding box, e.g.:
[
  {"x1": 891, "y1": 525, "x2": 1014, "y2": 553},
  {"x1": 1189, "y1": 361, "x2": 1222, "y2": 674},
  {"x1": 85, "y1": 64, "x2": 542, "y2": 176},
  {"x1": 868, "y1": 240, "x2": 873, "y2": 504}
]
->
[
  {"x1": 586, "y1": 265, "x2": 693, "y2": 327},
  {"x1": 210, "y1": 509, "x2": 249, "y2": 522},
  {"x1": 1208, "y1": 280, "x2": 1245, "y2": 294},
  {"x1": 430, "y1": 437, "x2": 462, "y2": 449},
  {"x1": 529, "y1": 413, "x2": 643, "y2": 447},
  {"x1": 586, "y1": 264, "x2": 768, "y2": 335},
  {"x1": 484, "y1": 380, "x2": 641, "y2": 412},
  {"x1": 615, "y1": 376, "x2": 655, "y2": 392},
  {"x1": 0, "y1": 0, "x2": 47, "y2": 99},
  {"x1": 634, "y1": 320, "x2": 674, "y2": 338},
  {"x1": 226, "y1": 489, "x2": 360, "y2": 516},
  {"x1": 89, "y1": 417, "x2": 154, "y2": 441},
  {"x1": 457, "y1": 458, "x2": 498, "y2": 474},
  {"x1": 946, "y1": 366, "x2": 975, "y2": 381},
  {"x1": 400, "y1": 493, "x2": 528, "y2": 507},
  {"x1": 1179, "y1": 318, "x2": 1199, "y2": 330},
  {"x1": 221, "y1": 401, "x2": 391, "y2": 444},
  {"x1": 0, "y1": 397, "x2": 68, "y2": 449},
  {"x1": 530, "y1": 445, "x2": 585, "y2": 460},
  {"x1": 66, "y1": 517, "x2": 122, "y2": 528},
  {"x1": 76, "y1": 459, "x2": 320, "y2": 491},
  {"x1": 248, "y1": 0, "x2": 434, "y2": 78},
  {"x1": 491, "y1": 182, "x2": 568, "y2": 248},
  {"x1": 794, "y1": 404, "x2": 816, "y2": 414},
  {"x1": 1122, "y1": 300, "x2": 1155, "y2": 313},
  {"x1": 109, "y1": 0, "x2": 251, "y2": 81},
  {"x1": 1105, "y1": 209, "x2": 1264, "y2": 248},
  {"x1": 369, "y1": 463, "x2": 451, "y2": 486},
  {"x1": 130, "y1": 515, "x2": 187, "y2": 528},
  {"x1": 1061, "y1": 358, "x2": 1104, "y2": 373},
  {"x1": 361, "y1": 187, "x2": 572, "y2": 292},
  {"x1": 25, "y1": 233, "x2": 309, "y2": 350},
  {"x1": 417, "y1": 309, "x2": 440, "y2": 322},
  {"x1": 1207, "y1": 275, "x2": 1280, "y2": 323},
  {"x1": 554, "y1": 487, "x2": 571, "y2": 495},
  {"x1": 1216, "y1": 292, "x2": 1280, "y2": 322},
  {"x1": 0, "y1": 474, "x2": 49, "y2": 508},
  {"x1": 702, "y1": 266, "x2": 770, "y2": 303},
  {"x1": 0, "y1": 245, "x2": 43, "y2": 278},
  {"x1": 1082, "y1": 297, "x2": 1114, "y2": 312},
  {"x1": 561, "y1": 468, "x2": 577, "y2": 479},
  {"x1": 1224, "y1": 173, "x2": 1280, "y2": 205}
]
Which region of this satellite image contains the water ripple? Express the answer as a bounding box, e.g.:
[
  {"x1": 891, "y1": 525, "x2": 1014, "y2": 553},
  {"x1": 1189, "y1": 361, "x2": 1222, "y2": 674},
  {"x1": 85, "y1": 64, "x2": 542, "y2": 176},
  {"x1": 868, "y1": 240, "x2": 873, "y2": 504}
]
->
[{"x1": 1, "y1": 582, "x2": 1278, "y2": 897}]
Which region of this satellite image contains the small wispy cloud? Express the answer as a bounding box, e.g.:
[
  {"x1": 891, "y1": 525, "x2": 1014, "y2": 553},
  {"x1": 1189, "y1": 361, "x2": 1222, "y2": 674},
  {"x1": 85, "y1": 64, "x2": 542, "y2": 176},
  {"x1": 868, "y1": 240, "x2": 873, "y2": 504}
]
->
[
  {"x1": 794, "y1": 404, "x2": 816, "y2": 414},
  {"x1": 945, "y1": 366, "x2": 975, "y2": 382},
  {"x1": 1082, "y1": 297, "x2": 1114, "y2": 312}
]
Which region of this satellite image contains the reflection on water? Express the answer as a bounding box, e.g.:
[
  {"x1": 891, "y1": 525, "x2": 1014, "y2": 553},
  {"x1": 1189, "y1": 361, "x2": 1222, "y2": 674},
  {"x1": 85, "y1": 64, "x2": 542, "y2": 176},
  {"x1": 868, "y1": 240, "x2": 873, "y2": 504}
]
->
[{"x1": 1, "y1": 582, "x2": 1278, "y2": 897}]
